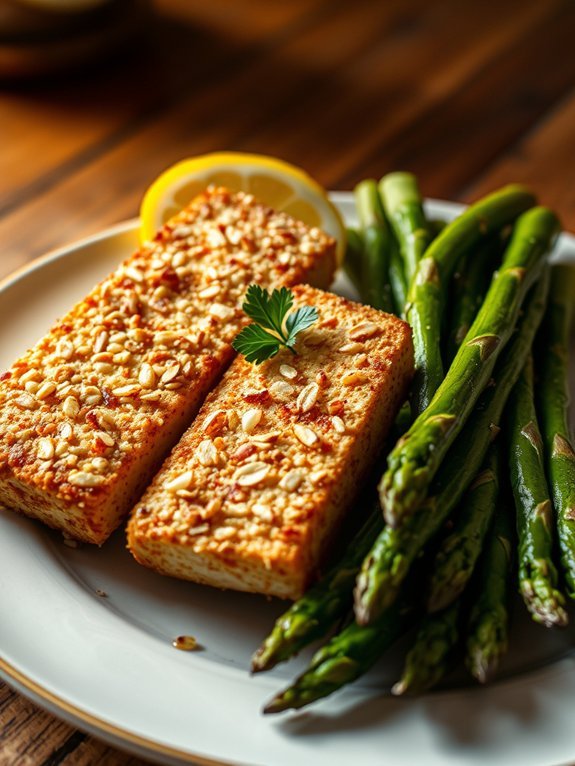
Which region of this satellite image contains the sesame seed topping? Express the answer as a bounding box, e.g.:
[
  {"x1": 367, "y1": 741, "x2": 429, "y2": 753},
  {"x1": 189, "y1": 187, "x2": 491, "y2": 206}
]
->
[
  {"x1": 332, "y1": 415, "x2": 346, "y2": 433},
  {"x1": 209, "y1": 303, "x2": 235, "y2": 320},
  {"x1": 94, "y1": 431, "x2": 115, "y2": 447},
  {"x1": 138, "y1": 363, "x2": 157, "y2": 389},
  {"x1": 38, "y1": 437, "x2": 55, "y2": 460},
  {"x1": 234, "y1": 462, "x2": 271, "y2": 487},
  {"x1": 242, "y1": 408, "x2": 262, "y2": 433},
  {"x1": 197, "y1": 439, "x2": 218, "y2": 467},
  {"x1": 278, "y1": 469, "x2": 304, "y2": 491},
  {"x1": 165, "y1": 471, "x2": 194, "y2": 492},
  {"x1": 279, "y1": 364, "x2": 297, "y2": 379},
  {"x1": 93, "y1": 331, "x2": 109, "y2": 353},
  {"x1": 349, "y1": 322, "x2": 381, "y2": 341},
  {"x1": 36, "y1": 381, "x2": 56, "y2": 400},
  {"x1": 15, "y1": 393, "x2": 37, "y2": 409},
  {"x1": 112, "y1": 384, "x2": 140, "y2": 397},
  {"x1": 198, "y1": 284, "x2": 221, "y2": 299},
  {"x1": 160, "y1": 363, "x2": 181, "y2": 385},
  {"x1": 188, "y1": 524, "x2": 210, "y2": 537},
  {"x1": 19, "y1": 369, "x2": 40, "y2": 385},
  {"x1": 68, "y1": 471, "x2": 105, "y2": 488},
  {"x1": 340, "y1": 342, "x2": 364, "y2": 354},
  {"x1": 296, "y1": 382, "x2": 319, "y2": 413},
  {"x1": 124, "y1": 266, "x2": 145, "y2": 283},
  {"x1": 293, "y1": 424, "x2": 318, "y2": 447},
  {"x1": 342, "y1": 372, "x2": 369, "y2": 387}
]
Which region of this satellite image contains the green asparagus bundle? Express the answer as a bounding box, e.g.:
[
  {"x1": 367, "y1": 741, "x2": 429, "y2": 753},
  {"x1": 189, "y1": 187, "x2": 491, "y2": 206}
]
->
[
  {"x1": 427, "y1": 443, "x2": 501, "y2": 613},
  {"x1": 263, "y1": 590, "x2": 413, "y2": 714},
  {"x1": 403, "y1": 184, "x2": 535, "y2": 414},
  {"x1": 379, "y1": 172, "x2": 432, "y2": 287},
  {"x1": 379, "y1": 206, "x2": 559, "y2": 529},
  {"x1": 354, "y1": 180, "x2": 395, "y2": 313},
  {"x1": 355, "y1": 268, "x2": 550, "y2": 624},
  {"x1": 392, "y1": 601, "x2": 462, "y2": 696},
  {"x1": 251, "y1": 510, "x2": 383, "y2": 672},
  {"x1": 466, "y1": 494, "x2": 514, "y2": 683},
  {"x1": 537, "y1": 264, "x2": 575, "y2": 598},
  {"x1": 508, "y1": 355, "x2": 568, "y2": 627}
]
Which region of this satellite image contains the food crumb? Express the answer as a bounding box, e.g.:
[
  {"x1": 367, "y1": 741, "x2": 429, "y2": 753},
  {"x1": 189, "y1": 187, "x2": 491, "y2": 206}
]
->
[
  {"x1": 95, "y1": 589, "x2": 108, "y2": 598},
  {"x1": 172, "y1": 635, "x2": 199, "y2": 651}
]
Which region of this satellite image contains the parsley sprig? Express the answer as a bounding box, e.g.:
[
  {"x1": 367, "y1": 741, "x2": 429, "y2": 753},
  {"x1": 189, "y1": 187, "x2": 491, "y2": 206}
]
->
[{"x1": 232, "y1": 284, "x2": 318, "y2": 364}]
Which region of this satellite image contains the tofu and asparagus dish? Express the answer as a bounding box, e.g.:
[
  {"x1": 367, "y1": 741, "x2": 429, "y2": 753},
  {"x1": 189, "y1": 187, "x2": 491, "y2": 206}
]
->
[{"x1": 0, "y1": 152, "x2": 572, "y2": 714}]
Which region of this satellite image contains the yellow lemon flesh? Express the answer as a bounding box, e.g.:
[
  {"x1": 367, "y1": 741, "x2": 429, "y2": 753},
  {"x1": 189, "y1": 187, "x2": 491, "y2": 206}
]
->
[{"x1": 140, "y1": 152, "x2": 346, "y2": 264}]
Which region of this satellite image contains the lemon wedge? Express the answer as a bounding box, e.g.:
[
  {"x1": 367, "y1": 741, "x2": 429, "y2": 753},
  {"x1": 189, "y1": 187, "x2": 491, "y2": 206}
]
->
[{"x1": 140, "y1": 152, "x2": 346, "y2": 263}]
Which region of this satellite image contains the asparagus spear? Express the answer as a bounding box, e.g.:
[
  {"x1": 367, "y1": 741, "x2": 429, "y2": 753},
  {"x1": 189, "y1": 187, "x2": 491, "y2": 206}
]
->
[
  {"x1": 354, "y1": 180, "x2": 395, "y2": 313},
  {"x1": 388, "y1": 237, "x2": 408, "y2": 317},
  {"x1": 380, "y1": 206, "x2": 559, "y2": 529},
  {"x1": 392, "y1": 601, "x2": 462, "y2": 696},
  {"x1": 404, "y1": 184, "x2": 535, "y2": 414},
  {"x1": 466, "y1": 495, "x2": 514, "y2": 683},
  {"x1": 342, "y1": 227, "x2": 364, "y2": 295},
  {"x1": 263, "y1": 591, "x2": 412, "y2": 714},
  {"x1": 387, "y1": 219, "x2": 445, "y2": 320},
  {"x1": 379, "y1": 172, "x2": 432, "y2": 286},
  {"x1": 427, "y1": 443, "x2": 501, "y2": 613},
  {"x1": 355, "y1": 268, "x2": 550, "y2": 624},
  {"x1": 537, "y1": 264, "x2": 575, "y2": 597},
  {"x1": 251, "y1": 510, "x2": 383, "y2": 672},
  {"x1": 508, "y1": 355, "x2": 568, "y2": 627},
  {"x1": 446, "y1": 238, "x2": 501, "y2": 363}
]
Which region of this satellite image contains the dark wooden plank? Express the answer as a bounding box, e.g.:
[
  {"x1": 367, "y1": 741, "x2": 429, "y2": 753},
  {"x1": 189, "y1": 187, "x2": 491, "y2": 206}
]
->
[
  {"x1": 0, "y1": 684, "x2": 153, "y2": 765},
  {"x1": 238, "y1": 0, "x2": 559, "y2": 187},
  {"x1": 0, "y1": 0, "x2": 430, "y2": 272},
  {"x1": 338, "y1": 0, "x2": 575, "y2": 199},
  {"x1": 463, "y1": 89, "x2": 575, "y2": 231},
  {"x1": 0, "y1": 0, "x2": 330, "y2": 216},
  {"x1": 1, "y1": 683, "x2": 74, "y2": 764},
  {"x1": 0, "y1": 0, "x2": 557, "y2": 275}
]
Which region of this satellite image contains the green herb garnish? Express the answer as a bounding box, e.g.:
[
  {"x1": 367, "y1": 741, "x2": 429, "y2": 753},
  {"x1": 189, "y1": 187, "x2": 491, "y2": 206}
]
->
[{"x1": 232, "y1": 284, "x2": 318, "y2": 364}]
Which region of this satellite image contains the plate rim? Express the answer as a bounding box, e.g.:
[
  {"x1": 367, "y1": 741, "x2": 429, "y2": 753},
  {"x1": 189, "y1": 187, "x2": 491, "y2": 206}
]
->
[{"x1": 1, "y1": 192, "x2": 574, "y2": 766}]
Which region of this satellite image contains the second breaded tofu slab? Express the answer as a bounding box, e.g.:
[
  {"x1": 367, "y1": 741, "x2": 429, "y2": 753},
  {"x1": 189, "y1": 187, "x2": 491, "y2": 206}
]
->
[{"x1": 128, "y1": 285, "x2": 414, "y2": 599}]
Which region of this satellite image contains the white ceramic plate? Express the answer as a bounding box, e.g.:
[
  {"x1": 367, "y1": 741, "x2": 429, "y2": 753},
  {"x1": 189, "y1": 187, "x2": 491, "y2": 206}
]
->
[{"x1": 1, "y1": 194, "x2": 575, "y2": 766}]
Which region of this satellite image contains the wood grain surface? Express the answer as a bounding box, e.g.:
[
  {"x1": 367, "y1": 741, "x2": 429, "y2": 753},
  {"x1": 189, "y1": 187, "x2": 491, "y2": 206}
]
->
[{"x1": 1, "y1": 0, "x2": 574, "y2": 763}]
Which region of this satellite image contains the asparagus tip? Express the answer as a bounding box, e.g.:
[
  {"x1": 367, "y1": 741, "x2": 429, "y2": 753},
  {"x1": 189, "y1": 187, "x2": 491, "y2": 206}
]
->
[
  {"x1": 391, "y1": 679, "x2": 408, "y2": 696},
  {"x1": 262, "y1": 694, "x2": 292, "y2": 715},
  {"x1": 523, "y1": 580, "x2": 569, "y2": 628},
  {"x1": 352, "y1": 587, "x2": 373, "y2": 626},
  {"x1": 469, "y1": 651, "x2": 497, "y2": 684},
  {"x1": 250, "y1": 650, "x2": 271, "y2": 674},
  {"x1": 530, "y1": 601, "x2": 569, "y2": 629}
]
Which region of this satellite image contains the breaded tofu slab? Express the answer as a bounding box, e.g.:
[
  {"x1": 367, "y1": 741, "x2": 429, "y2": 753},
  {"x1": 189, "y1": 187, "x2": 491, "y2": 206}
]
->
[
  {"x1": 0, "y1": 188, "x2": 335, "y2": 544},
  {"x1": 127, "y1": 285, "x2": 414, "y2": 599}
]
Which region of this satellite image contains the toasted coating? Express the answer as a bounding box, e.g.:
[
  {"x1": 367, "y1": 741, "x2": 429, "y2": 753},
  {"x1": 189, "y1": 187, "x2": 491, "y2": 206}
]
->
[
  {"x1": 0, "y1": 188, "x2": 335, "y2": 543},
  {"x1": 128, "y1": 285, "x2": 414, "y2": 599}
]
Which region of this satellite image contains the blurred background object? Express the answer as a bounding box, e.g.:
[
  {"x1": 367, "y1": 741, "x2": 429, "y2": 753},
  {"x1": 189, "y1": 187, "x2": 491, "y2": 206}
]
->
[{"x1": 0, "y1": 0, "x2": 150, "y2": 78}]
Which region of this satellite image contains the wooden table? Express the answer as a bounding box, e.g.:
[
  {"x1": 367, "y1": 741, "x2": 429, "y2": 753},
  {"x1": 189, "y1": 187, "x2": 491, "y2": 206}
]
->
[{"x1": 1, "y1": 0, "x2": 575, "y2": 763}]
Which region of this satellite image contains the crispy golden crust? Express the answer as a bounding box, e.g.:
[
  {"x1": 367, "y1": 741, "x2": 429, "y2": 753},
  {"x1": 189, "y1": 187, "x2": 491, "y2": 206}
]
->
[
  {"x1": 128, "y1": 286, "x2": 414, "y2": 599},
  {"x1": 0, "y1": 188, "x2": 336, "y2": 543}
]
